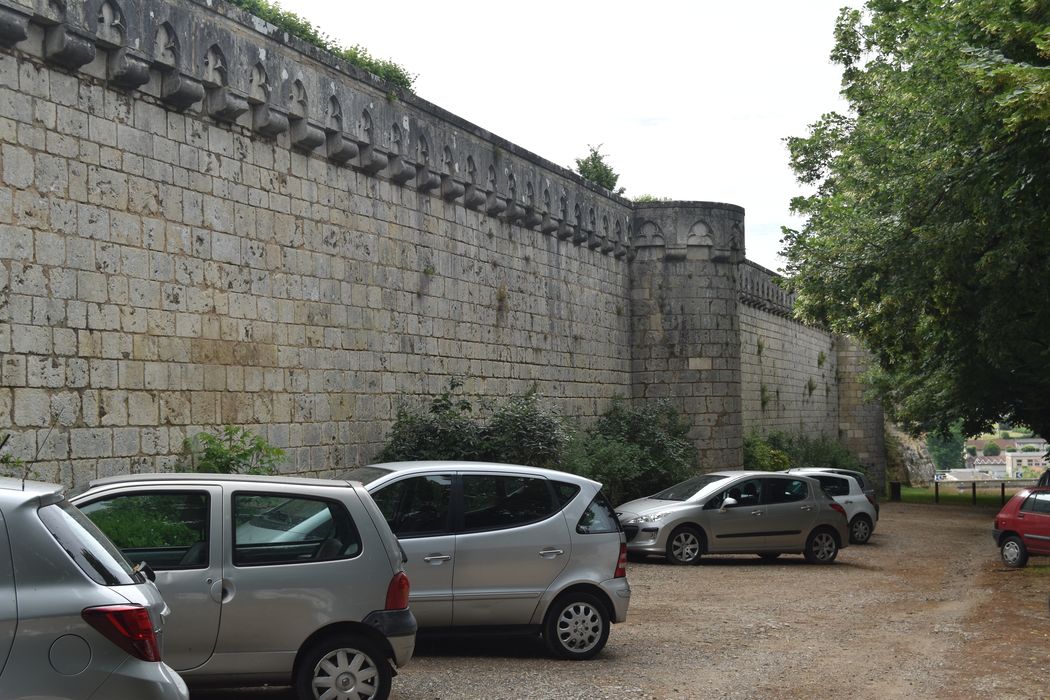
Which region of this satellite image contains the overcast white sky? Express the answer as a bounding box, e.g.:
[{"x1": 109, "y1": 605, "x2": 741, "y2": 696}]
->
[{"x1": 276, "y1": 0, "x2": 855, "y2": 271}]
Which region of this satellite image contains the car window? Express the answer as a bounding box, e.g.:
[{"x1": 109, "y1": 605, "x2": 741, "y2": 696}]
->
[
  {"x1": 461, "y1": 475, "x2": 557, "y2": 532},
  {"x1": 79, "y1": 492, "x2": 210, "y2": 571},
  {"x1": 233, "y1": 493, "x2": 361, "y2": 566},
  {"x1": 813, "y1": 475, "x2": 849, "y2": 497},
  {"x1": 706, "y1": 478, "x2": 763, "y2": 509},
  {"x1": 577, "y1": 491, "x2": 621, "y2": 534},
  {"x1": 1021, "y1": 492, "x2": 1050, "y2": 515},
  {"x1": 551, "y1": 480, "x2": 581, "y2": 507},
  {"x1": 371, "y1": 474, "x2": 453, "y2": 538},
  {"x1": 39, "y1": 501, "x2": 137, "y2": 586},
  {"x1": 764, "y1": 478, "x2": 809, "y2": 504}
]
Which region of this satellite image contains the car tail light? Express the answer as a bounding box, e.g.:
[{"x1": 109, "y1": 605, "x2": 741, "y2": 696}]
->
[
  {"x1": 82, "y1": 605, "x2": 161, "y2": 662},
  {"x1": 385, "y1": 571, "x2": 410, "y2": 610},
  {"x1": 866, "y1": 494, "x2": 877, "y2": 506},
  {"x1": 829, "y1": 503, "x2": 847, "y2": 518},
  {"x1": 614, "y1": 542, "x2": 627, "y2": 578}
]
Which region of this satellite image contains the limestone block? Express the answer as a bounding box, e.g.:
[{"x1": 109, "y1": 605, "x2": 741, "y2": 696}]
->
[{"x1": 70, "y1": 428, "x2": 111, "y2": 459}]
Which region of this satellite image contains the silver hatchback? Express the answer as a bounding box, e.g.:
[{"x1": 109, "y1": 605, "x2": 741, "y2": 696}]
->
[
  {"x1": 343, "y1": 461, "x2": 631, "y2": 660},
  {"x1": 0, "y1": 478, "x2": 188, "y2": 700},
  {"x1": 73, "y1": 474, "x2": 416, "y2": 700},
  {"x1": 616, "y1": 471, "x2": 849, "y2": 564}
]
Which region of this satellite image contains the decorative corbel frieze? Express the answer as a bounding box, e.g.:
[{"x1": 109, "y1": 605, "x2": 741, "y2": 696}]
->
[
  {"x1": 206, "y1": 86, "x2": 249, "y2": 122},
  {"x1": 572, "y1": 226, "x2": 589, "y2": 245},
  {"x1": 253, "y1": 103, "x2": 288, "y2": 136},
  {"x1": 326, "y1": 131, "x2": 359, "y2": 163},
  {"x1": 417, "y1": 168, "x2": 440, "y2": 193},
  {"x1": 160, "y1": 72, "x2": 204, "y2": 110},
  {"x1": 107, "y1": 47, "x2": 151, "y2": 89},
  {"x1": 502, "y1": 200, "x2": 524, "y2": 224},
  {"x1": 614, "y1": 242, "x2": 628, "y2": 259},
  {"x1": 463, "y1": 183, "x2": 486, "y2": 209},
  {"x1": 601, "y1": 237, "x2": 616, "y2": 254},
  {"x1": 357, "y1": 144, "x2": 388, "y2": 175},
  {"x1": 440, "y1": 175, "x2": 464, "y2": 201},
  {"x1": 522, "y1": 208, "x2": 543, "y2": 229},
  {"x1": 539, "y1": 213, "x2": 560, "y2": 235},
  {"x1": 44, "y1": 24, "x2": 96, "y2": 69},
  {"x1": 588, "y1": 232, "x2": 603, "y2": 250},
  {"x1": 557, "y1": 221, "x2": 575, "y2": 240},
  {"x1": 289, "y1": 118, "x2": 324, "y2": 151},
  {"x1": 0, "y1": 5, "x2": 30, "y2": 47}
]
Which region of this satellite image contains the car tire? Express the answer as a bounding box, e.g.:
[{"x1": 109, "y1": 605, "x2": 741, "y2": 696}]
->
[
  {"x1": 294, "y1": 633, "x2": 391, "y2": 700},
  {"x1": 666, "y1": 525, "x2": 704, "y2": 565},
  {"x1": 849, "y1": 514, "x2": 874, "y2": 544},
  {"x1": 542, "y1": 592, "x2": 611, "y2": 660},
  {"x1": 803, "y1": 528, "x2": 839, "y2": 564},
  {"x1": 758, "y1": 553, "x2": 781, "y2": 561},
  {"x1": 1000, "y1": 535, "x2": 1029, "y2": 568}
]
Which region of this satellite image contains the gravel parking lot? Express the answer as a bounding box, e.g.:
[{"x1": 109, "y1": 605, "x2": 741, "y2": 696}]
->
[{"x1": 194, "y1": 502, "x2": 1049, "y2": 700}]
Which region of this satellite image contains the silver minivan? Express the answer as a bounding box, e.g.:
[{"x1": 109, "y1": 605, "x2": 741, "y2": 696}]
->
[
  {"x1": 73, "y1": 473, "x2": 416, "y2": 700},
  {"x1": 0, "y1": 478, "x2": 188, "y2": 700},
  {"x1": 343, "y1": 461, "x2": 631, "y2": 660}
]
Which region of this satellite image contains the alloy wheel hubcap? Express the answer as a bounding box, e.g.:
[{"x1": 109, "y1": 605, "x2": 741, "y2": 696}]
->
[
  {"x1": 312, "y1": 648, "x2": 379, "y2": 700},
  {"x1": 556, "y1": 602, "x2": 603, "y2": 653},
  {"x1": 853, "y1": 520, "x2": 870, "y2": 541},
  {"x1": 673, "y1": 533, "x2": 699, "y2": 562},
  {"x1": 1003, "y1": 542, "x2": 1020, "y2": 564},
  {"x1": 813, "y1": 534, "x2": 836, "y2": 560}
]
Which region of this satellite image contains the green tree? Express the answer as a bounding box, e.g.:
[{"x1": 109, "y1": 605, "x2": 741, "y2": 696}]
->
[
  {"x1": 574, "y1": 145, "x2": 625, "y2": 194},
  {"x1": 782, "y1": 1, "x2": 1050, "y2": 441},
  {"x1": 176, "y1": 425, "x2": 284, "y2": 474},
  {"x1": 926, "y1": 423, "x2": 965, "y2": 470},
  {"x1": 983, "y1": 442, "x2": 1002, "y2": 456}
]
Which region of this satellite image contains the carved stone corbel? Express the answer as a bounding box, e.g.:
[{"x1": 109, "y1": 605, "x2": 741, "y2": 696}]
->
[
  {"x1": 253, "y1": 104, "x2": 289, "y2": 136},
  {"x1": 387, "y1": 156, "x2": 416, "y2": 185},
  {"x1": 557, "y1": 221, "x2": 575, "y2": 240},
  {"x1": 417, "y1": 169, "x2": 440, "y2": 193},
  {"x1": 522, "y1": 208, "x2": 543, "y2": 229},
  {"x1": 161, "y1": 72, "x2": 205, "y2": 110},
  {"x1": 440, "y1": 175, "x2": 464, "y2": 201},
  {"x1": 502, "y1": 200, "x2": 524, "y2": 224},
  {"x1": 0, "y1": 5, "x2": 30, "y2": 47},
  {"x1": 539, "y1": 214, "x2": 560, "y2": 235},
  {"x1": 290, "y1": 119, "x2": 325, "y2": 151},
  {"x1": 206, "y1": 87, "x2": 249, "y2": 122},
  {"x1": 614, "y1": 242, "x2": 628, "y2": 259},
  {"x1": 108, "y1": 47, "x2": 151, "y2": 89},
  {"x1": 326, "y1": 132, "x2": 359, "y2": 163},
  {"x1": 463, "y1": 184, "x2": 486, "y2": 209},
  {"x1": 357, "y1": 144, "x2": 388, "y2": 175},
  {"x1": 601, "y1": 237, "x2": 616, "y2": 254},
  {"x1": 485, "y1": 192, "x2": 506, "y2": 217},
  {"x1": 44, "y1": 24, "x2": 96, "y2": 69}
]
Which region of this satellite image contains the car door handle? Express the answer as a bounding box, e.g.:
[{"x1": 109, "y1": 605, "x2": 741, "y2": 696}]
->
[
  {"x1": 800, "y1": 505, "x2": 813, "y2": 511},
  {"x1": 423, "y1": 554, "x2": 452, "y2": 563},
  {"x1": 750, "y1": 510, "x2": 763, "y2": 516},
  {"x1": 539, "y1": 548, "x2": 565, "y2": 557}
]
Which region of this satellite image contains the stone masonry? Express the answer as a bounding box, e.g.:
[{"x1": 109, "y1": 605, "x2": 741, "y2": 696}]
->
[{"x1": 0, "y1": 0, "x2": 885, "y2": 488}]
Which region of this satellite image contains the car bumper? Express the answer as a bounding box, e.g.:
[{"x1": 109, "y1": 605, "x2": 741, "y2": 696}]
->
[
  {"x1": 599, "y1": 576, "x2": 632, "y2": 623},
  {"x1": 364, "y1": 608, "x2": 417, "y2": 668},
  {"x1": 992, "y1": 528, "x2": 1002, "y2": 543},
  {"x1": 89, "y1": 660, "x2": 189, "y2": 700},
  {"x1": 623, "y1": 524, "x2": 667, "y2": 556}
]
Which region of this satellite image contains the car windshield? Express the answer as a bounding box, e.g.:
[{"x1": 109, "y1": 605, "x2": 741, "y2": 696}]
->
[
  {"x1": 342, "y1": 466, "x2": 394, "y2": 485},
  {"x1": 651, "y1": 474, "x2": 729, "y2": 501}
]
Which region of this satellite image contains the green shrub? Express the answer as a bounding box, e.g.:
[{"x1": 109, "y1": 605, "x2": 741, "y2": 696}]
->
[
  {"x1": 966, "y1": 446, "x2": 977, "y2": 456},
  {"x1": 176, "y1": 425, "x2": 284, "y2": 474},
  {"x1": 743, "y1": 433, "x2": 791, "y2": 471},
  {"x1": 377, "y1": 380, "x2": 483, "y2": 462},
  {"x1": 0, "y1": 434, "x2": 25, "y2": 480},
  {"x1": 480, "y1": 391, "x2": 568, "y2": 470},
  {"x1": 743, "y1": 431, "x2": 864, "y2": 474},
  {"x1": 982, "y1": 443, "x2": 1002, "y2": 456},
  {"x1": 560, "y1": 433, "x2": 643, "y2": 506}
]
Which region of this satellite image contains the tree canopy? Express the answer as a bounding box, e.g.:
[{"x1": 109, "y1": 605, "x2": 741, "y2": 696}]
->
[{"x1": 782, "y1": 0, "x2": 1050, "y2": 440}]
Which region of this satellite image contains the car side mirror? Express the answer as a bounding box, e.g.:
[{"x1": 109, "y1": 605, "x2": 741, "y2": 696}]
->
[{"x1": 720, "y1": 497, "x2": 738, "y2": 511}]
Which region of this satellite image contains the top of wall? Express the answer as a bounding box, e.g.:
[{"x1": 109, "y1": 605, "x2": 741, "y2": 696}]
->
[
  {"x1": 739, "y1": 260, "x2": 795, "y2": 318},
  {"x1": 0, "y1": 0, "x2": 652, "y2": 258}
]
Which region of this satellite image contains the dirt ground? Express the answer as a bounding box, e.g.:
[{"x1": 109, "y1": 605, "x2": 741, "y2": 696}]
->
[{"x1": 194, "y1": 502, "x2": 1050, "y2": 700}]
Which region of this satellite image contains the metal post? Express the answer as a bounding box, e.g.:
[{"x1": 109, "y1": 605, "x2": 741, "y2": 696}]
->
[
  {"x1": 1002, "y1": 482, "x2": 1006, "y2": 505},
  {"x1": 972, "y1": 481, "x2": 977, "y2": 505},
  {"x1": 935, "y1": 480, "x2": 939, "y2": 504}
]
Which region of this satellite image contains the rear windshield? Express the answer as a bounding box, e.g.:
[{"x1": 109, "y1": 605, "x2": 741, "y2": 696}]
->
[
  {"x1": 342, "y1": 466, "x2": 394, "y2": 485},
  {"x1": 577, "y1": 491, "x2": 621, "y2": 534},
  {"x1": 652, "y1": 474, "x2": 729, "y2": 501},
  {"x1": 39, "y1": 501, "x2": 137, "y2": 586}
]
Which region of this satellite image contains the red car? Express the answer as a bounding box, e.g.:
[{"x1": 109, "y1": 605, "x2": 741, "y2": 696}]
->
[{"x1": 993, "y1": 486, "x2": 1050, "y2": 568}]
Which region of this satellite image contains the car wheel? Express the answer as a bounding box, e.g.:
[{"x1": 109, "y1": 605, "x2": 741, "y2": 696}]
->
[
  {"x1": 294, "y1": 634, "x2": 391, "y2": 700},
  {"x1": 666, "y1": 525, "x2": 704, "y2": 565},
  {"x1": 543, "y1": 592, "x2": 611, "y2": 660},
  {"x1": 1000, "y1": 535, "x2": 1029, "y2": 568},
  {"x1": 849, "y1": 514, "x2": 874, "y2": 544},
  {"x1": 758, "y1": 553, "x2": 781, "y2": 561},
  {"x1": 803, "y1": 528, "x2": 839, "y2": 564}
]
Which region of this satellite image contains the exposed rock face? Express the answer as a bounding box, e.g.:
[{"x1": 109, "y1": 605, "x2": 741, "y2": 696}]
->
[{"x1": 885, "y1": 424, "x2": 936, "y2": 487}]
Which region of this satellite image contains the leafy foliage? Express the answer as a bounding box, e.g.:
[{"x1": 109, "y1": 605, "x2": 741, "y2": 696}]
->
[
  {"x1": 176, "y1": 426, "x2": 284, "y2": 475},
  {"x1": 574, "y1": 145, "x2": 625, "y2": 194},
  {"x1": 983, "y1": 442, "x2": 1002, "y2": 456},
  {"x1": 87, "y1": 497, "x2": 198, "y2": 549},
  {"x1": 782, "y1": 0, "x2": 1050, "y2": 441},
  {"x1": 225, "y1": 0, "x2": 415, "y2": 90},
  {"x1": 378, "y1": 383, "x2": 696, "y2": 503},
  {"x1": 926, "y1": 423, "x2": 966, "y2": 470},
  {"x1": 633, "y1": 194, "x2": 671, "y2": 203},
  {"x1": 743, "y1": 431, "x2": 865, "y2": 474},
  {"x1": 0, "y1": 434, "x2": 25, "y2": 480}
]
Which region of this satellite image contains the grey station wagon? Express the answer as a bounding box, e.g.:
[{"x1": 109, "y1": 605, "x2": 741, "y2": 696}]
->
[
  {"x1": 0, "y1": 478, "x2": 188, "y2": 700},
  {"x1": 616, "y1": 471, "x2": 849, "y2": 564},
  {"x1": 343, "y1": 461, "x2": 631, "y2": 660},
  {"x1": 73, "y1": 474, "x2": 416, "y2": 700}
]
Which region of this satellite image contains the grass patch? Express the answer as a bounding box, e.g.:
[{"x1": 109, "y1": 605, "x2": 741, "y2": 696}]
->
[{"x1": 897, "y1": 485, "x2": 1019, "y2": 508}]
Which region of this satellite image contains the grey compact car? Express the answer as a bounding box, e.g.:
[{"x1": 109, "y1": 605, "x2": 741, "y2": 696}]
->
[
  {"x1": 73, "y1": 474, "x2": 416, "y2": 700},
  {"x1": 0, "y1": 478, "x2": 188, "y2": 700},
  {"x1": 343, "y1": 461, "x2": 631, "y2": 660},
  {"x1": 616, "y1": 471, "x2": 849, "y2": 564}
]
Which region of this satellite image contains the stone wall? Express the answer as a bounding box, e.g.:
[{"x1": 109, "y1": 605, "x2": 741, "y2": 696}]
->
[{"x1": 0, "y1": 0, "x2": 885, "y2": 487}]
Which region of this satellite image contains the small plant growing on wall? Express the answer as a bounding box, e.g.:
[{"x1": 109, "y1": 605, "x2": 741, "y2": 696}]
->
[
  {"x1": 760, "y1": 384, "x2": 771, "y2": 411},
  {"x1": 176, "y1": 426, "x2": 284, "y2": 475},
  {"x1": 817, "y1": 350, "x2": 826, "y2": 368},
  {"x1": 807, "y1": 377, "x2": 817, "y2": 396},
  {"x1": 757, "y1": 338, "x2": 765, "y2": 357}
]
